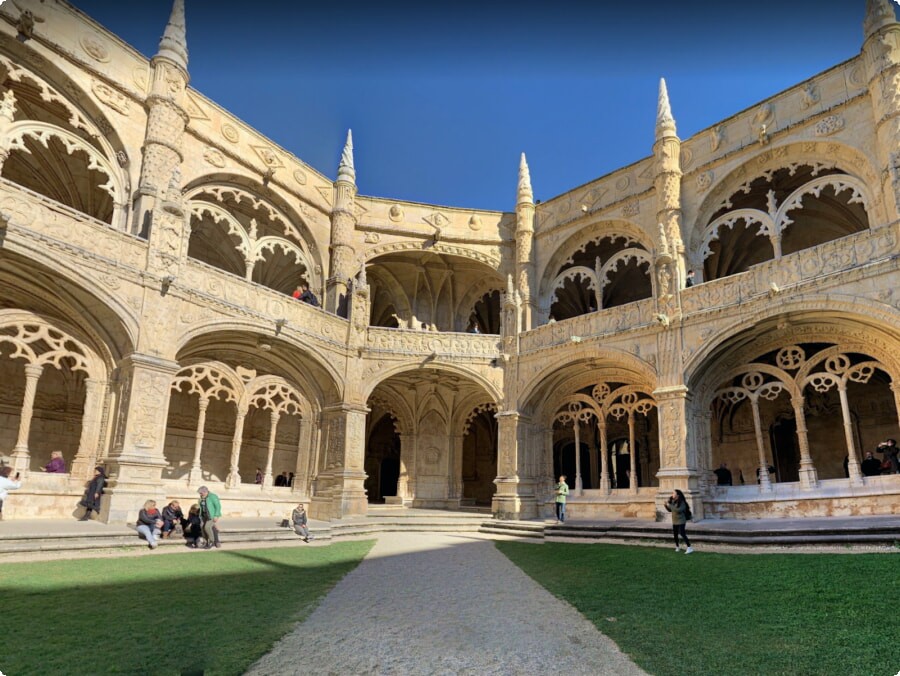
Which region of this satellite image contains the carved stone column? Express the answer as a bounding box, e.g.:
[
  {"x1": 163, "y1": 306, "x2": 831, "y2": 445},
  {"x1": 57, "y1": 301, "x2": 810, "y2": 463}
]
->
[
  {"x1": 572, "y1": 420, "x2": 583, "y2": 495},
  {"x1": 749, "y1": 397, "x2": 773, "y2": 492},
  {"x1": 837, "y1": 383, "x2": 864, "y2": 486},
  {"x1": 589, "y1": 421, "x2": 599, "y2": 490},
  {"x1": 448, "y1": 433, "x2": 464, "y2": 504},
  {"x1": 791, "y1": 395, "x2": 818, "y2": 489},
  {"x1": 863, "y1": 1, "x2": 900, "y2": 221},
  {"x1": 653, "y1": 385, "x2": 702, "y2": 519},
  {"x1": 516, "y1": 153, "x2": 536, "y2": 329},
  {"x1": 0, "y1": 90, "x2": 18, "y2": 174},
  {"x1": 262, "y1": 410, "x2": 280, "y2": 488},
  {"x1": 70, "y1": 378, "x2": 108, "y2": 480},
  {"x1": 187, "y1": 396, "x2": 208, "y2": 486},
  {"x1": 292, "y1": 418, "x2": 313, "y2": 496},
  {"x1": 628, "y1": 413, "x2": 638, "y2": 494},
  {"x1": 103, "y1": 354, "x2": 179, "y2": 523},
  {"x1": 9, "y1": 363, "x2": 44, "y2": 473},
  {"x1": 393, "y1": 432, "x2": 414, "y2": 504},
  {"x1": 598, "y1": 418, "x2": 610, "y2": 495},
  {"x1": 225, "y1": 406, "x2": 248, "y2": 489},
  {"x1": 309, "y1": 403, "x2": 368, "y2": 520},
  {"x1": 493, "y1": 411, "x2": 526, "y2": 519}
]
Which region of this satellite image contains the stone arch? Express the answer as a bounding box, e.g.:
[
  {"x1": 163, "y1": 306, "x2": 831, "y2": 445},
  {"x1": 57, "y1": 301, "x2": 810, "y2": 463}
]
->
[
  {"x1": 183, "y1": 178, "x2": 322, "y2": 295},
  {"x1": 0, "y1": 51, "x2": 131, "y2": 229},
  {"x1": 174, "y1": 323, "x2": 343, "y2": 406},
  {"x1": 686, "y1": 297, "x2": 900, "y2": 402},
  {"x1": 364, "y1": 248, "x2": 504, "y2": 332},
  {"x1": 362, "y1": 362, "x2": 501, "y2": 404},
  {"x1": 0, "y1": 310, "x2": 110, "y2": 475},
  {"x1": 685, "y1": 140, "x2": 886, "y2": 268},
  {"x1": 538, "y1": 219, "x2": 653, "y2": 297},
  {"x1": 519, "y1": 349, "x2": 658, "y2": 418},
  {"x1": 0, "y1": 249, "x2": 137, "y2": 366}
]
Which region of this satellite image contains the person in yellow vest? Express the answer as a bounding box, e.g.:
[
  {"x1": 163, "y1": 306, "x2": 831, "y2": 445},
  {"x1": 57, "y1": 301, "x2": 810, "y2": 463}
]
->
[{"x1": 555, "y1": 475, "x2": 569, "y2": 523}]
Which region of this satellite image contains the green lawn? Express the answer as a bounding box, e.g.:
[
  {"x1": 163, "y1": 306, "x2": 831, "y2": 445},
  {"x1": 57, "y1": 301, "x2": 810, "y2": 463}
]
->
[
  {"x1": 497, "y1": 542, "x2": 900, "y2": 676},
  {"x1": 0, "y1": 541, "x2": 374, "y2": 675}
]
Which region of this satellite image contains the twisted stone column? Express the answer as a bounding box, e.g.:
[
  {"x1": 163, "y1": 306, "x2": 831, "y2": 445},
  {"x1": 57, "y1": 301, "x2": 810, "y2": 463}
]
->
[
  {"x1": 188, "y1": 397, "x2": 209, "y2": 486},
  {"x1": 10, "y1": 363, "x2": 43, "y2": 473}
]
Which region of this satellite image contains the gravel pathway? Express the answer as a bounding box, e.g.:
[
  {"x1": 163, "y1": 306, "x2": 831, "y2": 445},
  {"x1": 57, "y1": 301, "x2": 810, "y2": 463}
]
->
[{"x1": 247, "y1": 532, "x2": 647, "y2": 676}]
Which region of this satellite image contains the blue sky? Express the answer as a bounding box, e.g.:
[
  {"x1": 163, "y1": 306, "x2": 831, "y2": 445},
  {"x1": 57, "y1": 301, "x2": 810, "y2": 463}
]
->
[{"x1": 73, "y1": 1, "x2": 866, "y2": 211}]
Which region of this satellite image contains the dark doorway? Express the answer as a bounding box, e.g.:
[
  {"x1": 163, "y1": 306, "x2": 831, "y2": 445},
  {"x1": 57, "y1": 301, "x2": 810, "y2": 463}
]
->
[
  {"x1": 380, "y1": 457, "x2": 400, "y2": 499},
  {"x1": 770, "y1": 417, "x2": 800, "y2": 483}
]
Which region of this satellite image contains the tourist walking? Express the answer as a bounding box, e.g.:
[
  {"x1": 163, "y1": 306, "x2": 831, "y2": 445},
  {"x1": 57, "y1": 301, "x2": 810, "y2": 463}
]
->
[
  {"x1": 198, "y1": 485, "x2": 222, "y2": 549},
  {"x1": 665, "y1": 489, "x2": 693, "y2": 554},
  {"x1": 555, "y1": 475, "x2": 569, "y2": 523},
  {"x1": 0, "y1": 466, "x2": 22, "y2": 520},
  {"x1": 78, "y1": 466, "x2": 106, "y2": 521},
  {"x1": 292, "y1": 503, "x2": 313, "y2": 542},
  {"x1": 136, "y1": 499, "x2": 164, "y2": 549}
]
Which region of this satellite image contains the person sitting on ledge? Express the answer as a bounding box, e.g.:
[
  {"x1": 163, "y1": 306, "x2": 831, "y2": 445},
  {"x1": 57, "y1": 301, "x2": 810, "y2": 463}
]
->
[
  {"x1": 183, "y1": 503, "x2": 203, "y2": 548},
  {"x1": 861, "y1": 451, "x2": 883, "y2": 477},
  {"x1": 136, "y1": 499, "x2": 164, "y2": 550},
  {"x1": 161, "y1": 500, "x2": 184, "y2": 538},
  {"x1": 292, "y1": 503, "x2": 313, "y2": 542},
  {"x1": 42, "y1": 451, "x2": 66, "y2": 473},
  {"x1": 292, "y1": 283, "x2": 319, "y2": 307}
]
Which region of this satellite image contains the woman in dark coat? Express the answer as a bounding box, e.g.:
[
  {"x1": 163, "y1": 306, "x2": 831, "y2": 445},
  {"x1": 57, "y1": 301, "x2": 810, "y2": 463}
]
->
[
  {"x1": 664, "y1": 489, "x2": 694, "y2": 554},
  {"x1": 78, "y1": 466, "x2": 106, "y2": 521}
]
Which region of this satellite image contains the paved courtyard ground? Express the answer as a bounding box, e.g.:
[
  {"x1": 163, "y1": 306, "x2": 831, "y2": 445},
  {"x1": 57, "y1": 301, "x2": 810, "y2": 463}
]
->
[{"x1": 248, "y1": 531, "x2": 646, "y2": 676}]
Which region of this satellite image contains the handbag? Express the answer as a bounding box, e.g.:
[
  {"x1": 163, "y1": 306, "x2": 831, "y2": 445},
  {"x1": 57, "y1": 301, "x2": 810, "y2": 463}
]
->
[{"x1": 280, "y1": 518, "x2": 290, "y2": 528}]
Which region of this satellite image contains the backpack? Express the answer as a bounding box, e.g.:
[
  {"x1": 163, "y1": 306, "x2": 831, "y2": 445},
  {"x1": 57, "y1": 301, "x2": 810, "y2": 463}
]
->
[{"x1": 684, "y1": 504, "x2": 693, "y2": 521}]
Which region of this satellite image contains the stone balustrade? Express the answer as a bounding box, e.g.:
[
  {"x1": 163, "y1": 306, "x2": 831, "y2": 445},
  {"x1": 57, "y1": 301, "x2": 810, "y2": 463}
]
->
[
  {"x1": 520, "y1": 298, "x2": 657, "y2": 353},
  {"x1": 179, "y1": 259, "x2": 350, "y2": 346},
  {"x1": 0, "y1": 177, "x2": 147, "y2": 270},
  {"x1": 681, "y1": 225, "x2": 899, "y2": 314},
  {"x1": 366, "y1": 327, "x2": 501, "y2": 358}
]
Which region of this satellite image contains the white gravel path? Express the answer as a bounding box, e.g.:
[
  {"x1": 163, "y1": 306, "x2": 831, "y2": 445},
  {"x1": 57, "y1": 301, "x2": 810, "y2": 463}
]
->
[{"x1": 247, "y1": 532, "x2": 647, "y2": 676}]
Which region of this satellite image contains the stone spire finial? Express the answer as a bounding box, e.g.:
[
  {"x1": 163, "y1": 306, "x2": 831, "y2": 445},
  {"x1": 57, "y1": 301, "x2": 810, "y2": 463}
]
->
[
  {"x1": 864, "y1": 0, "x2": 897, "y2": 39},
  {"x1": 517, "y1": 152, "x2": 533, "y2": 204},
  {"x1": 656, "y1": 78, "x2": 676, "y2": 138},
  {"x1": 337, "y1": 129, "x2": 355, "y2": 184},
  {"x1": 156, "y1": 0, "x2": 188, "y2": 71}
]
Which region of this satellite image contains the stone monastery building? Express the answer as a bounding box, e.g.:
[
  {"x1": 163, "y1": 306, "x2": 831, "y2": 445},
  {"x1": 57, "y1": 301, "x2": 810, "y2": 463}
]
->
[{"x1": 1, "y1": 0, "x2": 899, "y2": 524}]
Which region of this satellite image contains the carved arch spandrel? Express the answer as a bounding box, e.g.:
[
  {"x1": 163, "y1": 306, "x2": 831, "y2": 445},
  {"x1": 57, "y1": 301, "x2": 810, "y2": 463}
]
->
[
  {"x1": 685, "y1": 297, "x2": 900, "y2": 399},
  {"x1": 537, "y1": 219, "x2": 652, "y2": 296},
  {"x1": 691, "y1": 141, "x2": 880, "y2": 256}
]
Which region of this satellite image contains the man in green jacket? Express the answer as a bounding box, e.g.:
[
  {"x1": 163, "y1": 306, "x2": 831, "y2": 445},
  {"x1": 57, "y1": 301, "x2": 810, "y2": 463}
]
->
[
  {"x1": 198, "y1": 486, "x2": 222, "y2": 549},
  {"x1": 555, "y1": 475, "x2": 569, "y2": 523}
]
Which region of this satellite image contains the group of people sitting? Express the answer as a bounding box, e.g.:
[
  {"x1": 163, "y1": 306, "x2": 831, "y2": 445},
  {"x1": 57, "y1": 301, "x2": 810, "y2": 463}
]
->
[{"x1": 135, "y1": 486, "x2": 221, "y2": 550}]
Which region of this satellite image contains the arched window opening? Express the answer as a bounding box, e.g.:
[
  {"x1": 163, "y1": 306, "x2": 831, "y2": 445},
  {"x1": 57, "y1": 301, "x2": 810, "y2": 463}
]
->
[{"x1": 469, "y1": 290, "x2": 500, "y2": 333}]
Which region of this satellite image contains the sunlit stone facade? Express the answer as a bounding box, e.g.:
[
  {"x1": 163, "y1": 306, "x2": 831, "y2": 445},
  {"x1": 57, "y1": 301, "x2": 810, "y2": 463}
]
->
[{"x1": 1, "y1": 0, "x2": 899, "y2": 523}]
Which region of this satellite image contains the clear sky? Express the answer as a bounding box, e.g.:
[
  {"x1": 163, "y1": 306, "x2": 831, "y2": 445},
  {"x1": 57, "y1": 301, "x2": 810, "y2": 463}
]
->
[{"x1": 72, "y1": 0, "x2": 867, "y2": 211}]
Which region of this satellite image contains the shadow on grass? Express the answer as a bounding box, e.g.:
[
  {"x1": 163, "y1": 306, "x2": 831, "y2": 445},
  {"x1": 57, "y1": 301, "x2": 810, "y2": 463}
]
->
[
  {"x1": 0, "y1": 541, "x2": 374, "y2": 676},
  {"x1": 497, "y1": 541, "x2": 900, "y2": 676}
]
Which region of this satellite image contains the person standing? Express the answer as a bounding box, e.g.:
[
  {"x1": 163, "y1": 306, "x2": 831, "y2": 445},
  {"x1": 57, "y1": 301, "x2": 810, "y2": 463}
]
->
[
  {"x1": 554, "y1": 475, "x2": 569, "y2": 523},
  {"x1": 78, "y1": 466, "x2": 106, "y2": 521},
  {"x1": 713, "y1": 463, "x2": 733, "y2": 486},
  {"x1": 0, "y1": 466, "x2": 22, "y2": 520},
  {"x1": 665, "y1": 489, "x2": 694, "y2": 554},
  {"x1": 254, "y1": 467, "x2": 263, "y2": 485},
  {"x1": 136, "y1": 500, "x2": 164, "y2": 549},
  {"x1": 43, "y1": 451, "x2": 67, "y2": 473},
  {"x1": 861, "y1": 451, "x2": 883, "y2": 477},
  {"x1": 291, "y1": 503, "x2": 313, "y2": 542},
  {"x1": 197, "y1": 485, "x2": 222, "y2": 549},
  {"x1": 878, "y1": 438, "x2": 899, "y2": 474}
]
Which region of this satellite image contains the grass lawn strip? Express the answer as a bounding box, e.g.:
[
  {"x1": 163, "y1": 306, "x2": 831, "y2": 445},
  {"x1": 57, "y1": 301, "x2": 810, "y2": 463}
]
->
[
  {"x1": 496, "y1": 541, "x2": 900, "y2": 676},
  {"x1": 1, "y1": 540, "x2": 374, "y2": 675}
]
